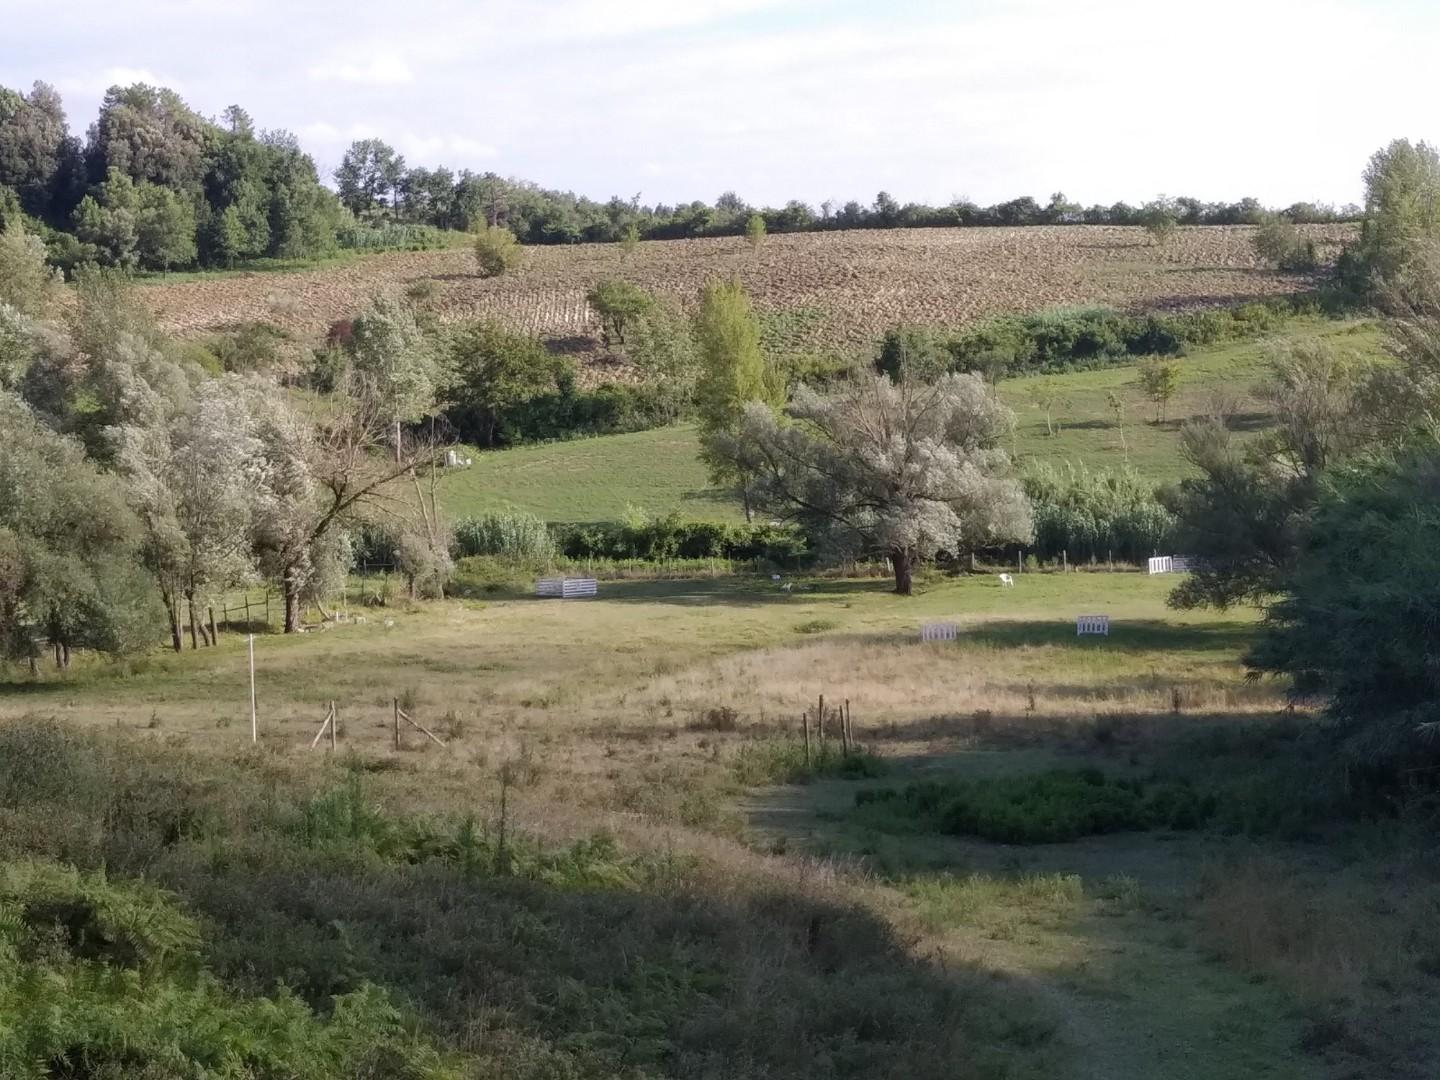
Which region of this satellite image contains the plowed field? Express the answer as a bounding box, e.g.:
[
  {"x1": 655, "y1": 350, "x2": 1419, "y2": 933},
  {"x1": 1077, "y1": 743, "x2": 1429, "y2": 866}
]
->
[{"x1": 138, "y1": 224, "x2": 1353, "y2": 363}]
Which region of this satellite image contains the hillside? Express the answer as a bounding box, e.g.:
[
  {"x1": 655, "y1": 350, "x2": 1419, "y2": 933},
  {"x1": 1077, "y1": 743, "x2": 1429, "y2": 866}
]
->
[
  {"x1": 437, "y1": 317, "x2": 1383, "y2": 522},
  {"x1": 136, "y1": 224, "x2": 1353, "y2": 367}
]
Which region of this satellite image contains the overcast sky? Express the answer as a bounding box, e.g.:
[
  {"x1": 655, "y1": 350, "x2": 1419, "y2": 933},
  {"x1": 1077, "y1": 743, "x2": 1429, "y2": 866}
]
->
[{"x1": 2, "y1": 0, "x2": 1434, "y2": 208}]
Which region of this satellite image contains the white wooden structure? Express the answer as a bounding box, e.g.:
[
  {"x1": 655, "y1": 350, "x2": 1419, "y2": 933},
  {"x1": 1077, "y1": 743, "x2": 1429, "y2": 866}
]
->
[
  {"x1": 920, "y1": 621, "x2": 959, "y2": 642},
  {"x1": 1171, "y1": 556, "x2": 1196, "y2": 572},
  {"x1": 535, "y1": 576, "x2": 598, "y2": 599},
  {"x1": 1147, "y1": 556, "x2": 1174, "y2": 575},
  {"x1": 998, "y1": 572, "x2": 1015, "y2": 587},
  {"x1": 1076, "y1": 614, "x2": 1110, "y2": 636}
]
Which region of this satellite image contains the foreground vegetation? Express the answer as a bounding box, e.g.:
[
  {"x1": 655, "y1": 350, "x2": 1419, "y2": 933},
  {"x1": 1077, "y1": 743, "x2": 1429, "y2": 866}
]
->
[{"x1": 2, "y1": 572, "x2": 1436, "y2": 1076}]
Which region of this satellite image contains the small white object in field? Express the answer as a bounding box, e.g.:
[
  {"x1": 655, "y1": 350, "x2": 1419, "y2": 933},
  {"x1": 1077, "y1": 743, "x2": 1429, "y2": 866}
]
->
[
  {"x1": 354, "y1": 616, "x2": 367, "y2": 625},
  {"x1": 998, "y1": 573, "x2": 1015, "y2": 587},
  {"x1": 1076, "y1": 614, "x2": 1110, "y2": 636},
  {"x1": 920, "y1": 621, "x2": 958, "y2": 642},
  {"x1": 383, "y1": 618, "x2": 396, "y2": 629},
  {"x1": 781, "y1": 582, "x2": 793, "y2": 593},
  {"x1": 771, "y1": 574, "x2": 782, "y2": 582}
]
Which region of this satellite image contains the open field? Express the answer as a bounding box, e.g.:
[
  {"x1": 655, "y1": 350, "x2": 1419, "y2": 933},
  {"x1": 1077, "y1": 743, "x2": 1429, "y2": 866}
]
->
[
  {"x1": 437, "y1": 317, "x2": 1385, "y2": 522},
  {"x1": 134, "y1": 224, "x2": 1353, "y2": 362},
  {"x1": 4, "y1": 570, "x2": 1435, "y2": 1077}
]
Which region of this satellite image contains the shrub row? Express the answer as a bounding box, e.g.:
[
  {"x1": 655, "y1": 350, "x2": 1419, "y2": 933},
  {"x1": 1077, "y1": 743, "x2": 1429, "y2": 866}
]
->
[
  {"x1": 947, "y1": 298, "x2": 1323, "y2": 378},
  {"x1": 495, "y1": 378, "x2": 691, "y2": 444},
  {"x1": 553, "y1": 515, "x2": 808, "y2": 563}
]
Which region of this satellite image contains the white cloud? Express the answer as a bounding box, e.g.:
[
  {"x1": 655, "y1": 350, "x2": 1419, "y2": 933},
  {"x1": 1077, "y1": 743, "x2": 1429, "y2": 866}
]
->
[
  {"x1": 307, "y1": 55, "x2": 414, "y2": 85},
  {"x1": 57, "y1": 66, "x2": 184, "y2": 95}
]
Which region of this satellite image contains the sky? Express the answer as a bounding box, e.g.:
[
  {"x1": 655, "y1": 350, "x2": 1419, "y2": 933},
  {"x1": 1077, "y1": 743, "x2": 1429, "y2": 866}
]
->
[{"x1": 2, "y1": 0, "x2": 1435, "y2": 209}]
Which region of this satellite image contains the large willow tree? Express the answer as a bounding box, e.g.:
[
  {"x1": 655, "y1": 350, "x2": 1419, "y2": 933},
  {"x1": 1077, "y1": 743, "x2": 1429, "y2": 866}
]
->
[{"x1": 712, "y1": 373, "x2": 1031, "y2": 594}]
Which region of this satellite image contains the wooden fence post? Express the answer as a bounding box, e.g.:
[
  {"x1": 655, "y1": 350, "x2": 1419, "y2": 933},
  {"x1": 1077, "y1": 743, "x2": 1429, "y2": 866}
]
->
[
  {"x1": 817, "y1": 694, "x2": 825, "y2": 756},
  {"x1": 1062, "y1": 549, "x2": 1068, "y2": 573},
  {"x1": 208, "y1": 606, "x2": 218, "y2": 643},
  {"x1": 265, "y1": 593, "x2": 271, "y2": 628},
  {"x1": 393, "y1": 698, "x2": 401, "y2": 751},
  {"x1": 802, "y1": 712, "x2": 812, "y2": 767},
  {"x1": 331, "y1": 700, "x2": 337, "y2": 750},
  {"x1": 845, "y1": 699, "x2": 853, "y2": 750}
]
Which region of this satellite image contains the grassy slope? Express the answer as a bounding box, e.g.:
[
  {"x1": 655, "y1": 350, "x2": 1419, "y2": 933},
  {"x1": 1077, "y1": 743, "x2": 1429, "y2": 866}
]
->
[{"x1": 438, "y1": 317, "x2": 1384, "y2": 522}]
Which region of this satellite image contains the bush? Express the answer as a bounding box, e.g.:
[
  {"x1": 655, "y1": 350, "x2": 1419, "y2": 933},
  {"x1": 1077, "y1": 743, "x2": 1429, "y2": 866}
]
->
[
  {"x1": 473, "y1": 225, "x2": 522, "y2": 277},
  {"x1": 855, "y1": 769, "x2": 1215, "y2": 844},
  {"x1": 1140, "y1": 199, "x2": 1179, "y2": 244},
  {"x1": 1023, "y1": 463, "x2": 1175, "y2": 562},
  {"x1": 944, "y1": 297, "x2": 1322, "y2": 379},
  {"x1": 0, "y1": 859, "x2": 460, "y2": 1078},
  {"x1": 453, "y1": 510, "x2": 556, "y2": 560},
  {"x1": 336, "y1": 221, "x2": 450, "y2": 252},
  {"x1": 493, "y1": 378, "x2": 692, "y2": 444},
  {"x1": 553, "y1": 515, "x2": 807, "y2": 564},
  {"x1": 1252, "y1": 214, "x2": 1319, "y2": 272},
  {"x1": 587, "y1": 279, "x2": 654, "y2": 349}
]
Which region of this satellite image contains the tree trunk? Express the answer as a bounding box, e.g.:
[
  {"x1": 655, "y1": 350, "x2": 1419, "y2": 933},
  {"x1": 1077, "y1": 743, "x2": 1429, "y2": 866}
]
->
[
  {"x1": 283, "y1": 566, "x2": 301, "y2": 634},
  {"x1": 60, "y1": 644, "x2": 70, "y2": 669},
  {"x1": 186, "y1": 590, "x2": 199, "y2": 650},
  {"x1": 890, "y1": 547, "x2": 914, "y2": 596},
  {"x1": 163, "y1": 593, "x2": 182, "y2": 653},
  {"x1": 741, "y1": 484, "x2": 754, "y2": 524}
]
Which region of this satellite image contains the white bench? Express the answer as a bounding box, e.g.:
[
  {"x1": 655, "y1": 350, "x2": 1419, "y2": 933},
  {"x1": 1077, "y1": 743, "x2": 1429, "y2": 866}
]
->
[
  {"x1": 920, "y1": 621, "x2": 958, "y2": 642},
  {"x1": 535, "y1": 576, "x2": 598, "y2": 599},
  {"x1": 1076, "y1": 614, "x2": 1110, "y2": 636},
  {"x1": 1147, "y1": 556, "x2": 1174, "y2": 575}
]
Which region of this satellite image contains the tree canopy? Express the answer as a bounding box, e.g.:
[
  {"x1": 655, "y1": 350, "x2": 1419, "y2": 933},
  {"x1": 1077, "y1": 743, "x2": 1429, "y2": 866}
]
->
[{"x1": 711, "y1": 374, "x2": 1031, "y2": 593}]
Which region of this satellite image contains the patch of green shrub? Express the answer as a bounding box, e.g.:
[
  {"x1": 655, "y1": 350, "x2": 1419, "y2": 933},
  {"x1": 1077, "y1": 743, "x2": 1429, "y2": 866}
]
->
[
  {"x1": 453, "y1": 509, "x2": 557, "y2": 561},
  {"x1": 1023, "y1": 462, "x2": 1175, "y2": 562},
  {"x1": 942, "y1": 296, "x2": 1338, "y2": 379},
  {"x1": 336, "y1": 222, "x2": 451, "y2": 252},
  {"x1": 734, "y1": 739, "x2": 887, "y2": 786},
  {"x1": 855, "y1": 769, "x2": 1216, "y2": 844},
  {"x1": 0, "y1": 859, "x2": 461, "y2": 1078},
  {"x1": 554, "y1": 514, "x2": 807, "y2": 564}
]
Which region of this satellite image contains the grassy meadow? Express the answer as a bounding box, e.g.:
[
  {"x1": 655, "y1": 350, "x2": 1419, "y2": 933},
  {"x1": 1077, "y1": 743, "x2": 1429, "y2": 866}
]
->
[
  {"x1": 5, "y1": 569, "x2": 1436, "y2": 1077},
  {"x1": 437, "y1": 317, "x2": 1384, "y2": 522}
]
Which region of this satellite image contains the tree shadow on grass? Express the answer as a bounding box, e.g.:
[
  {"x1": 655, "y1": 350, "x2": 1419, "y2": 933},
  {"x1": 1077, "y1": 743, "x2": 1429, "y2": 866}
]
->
[{"x1": 591, "y1": 576, "x2": 896, "y2": 607}]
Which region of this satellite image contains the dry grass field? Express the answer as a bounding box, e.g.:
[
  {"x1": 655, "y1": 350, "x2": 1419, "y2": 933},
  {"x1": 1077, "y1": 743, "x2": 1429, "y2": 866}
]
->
[{"x1": 135, "y1": 224, "x2": 1353, "y2": 365}]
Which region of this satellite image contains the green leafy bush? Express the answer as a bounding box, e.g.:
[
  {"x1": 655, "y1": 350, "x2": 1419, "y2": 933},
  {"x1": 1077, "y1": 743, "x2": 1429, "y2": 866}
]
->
[
  {"x1": 855, "y1": 769, "x2": 1215, "y2": 844},
  {"x1": 553, "y1": 515, "x2": 807, "y2": 563},
  {"x1": 943, "y1": 297, "x2": 1327, "y2": 379},
  {"x1": 0, "y1": 860, "x2": 461, "y2": 1079},
  {"x1": 1252, "y1": 213, "x2": 1319, "y2": 271},
  {"x1": 453, "y1": 510, "x2": 557, "y2": 560},
  {"x1": 1023, "y1": 463, "x2": 1175, "y2": 562},
  {"x1": 336, "y1": 221, "x2": 450, "y2": 252},
  {"x1": 473, "y1": 225, "x2": 521, "y2": 277}
]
